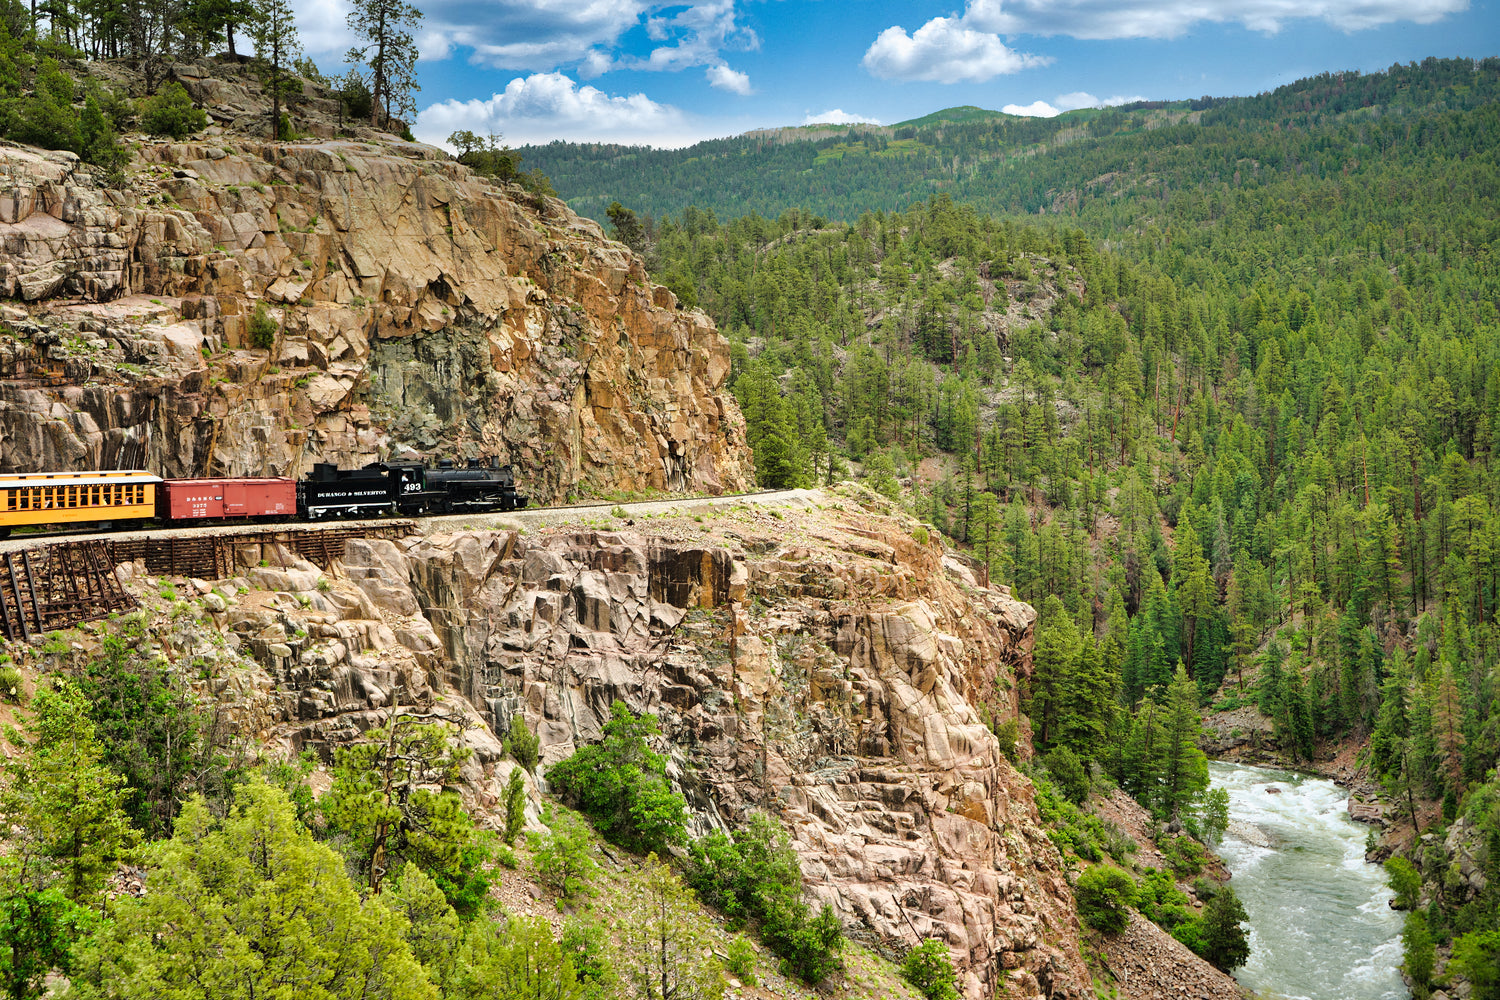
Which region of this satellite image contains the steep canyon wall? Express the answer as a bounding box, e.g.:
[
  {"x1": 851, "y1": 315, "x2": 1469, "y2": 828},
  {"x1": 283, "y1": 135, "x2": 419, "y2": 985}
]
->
[
  {"x1": 0, "y1": 138, "x2": 749, "y2": 498},
  {"x1": 198, "y1": 493, "x2": 1092, "y2": 1000}
]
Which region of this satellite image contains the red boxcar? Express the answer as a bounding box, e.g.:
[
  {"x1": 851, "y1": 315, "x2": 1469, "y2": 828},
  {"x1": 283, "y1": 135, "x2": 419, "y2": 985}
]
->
[{"x1": 160, "y1": 478, "x2": 297, "y2": 522}]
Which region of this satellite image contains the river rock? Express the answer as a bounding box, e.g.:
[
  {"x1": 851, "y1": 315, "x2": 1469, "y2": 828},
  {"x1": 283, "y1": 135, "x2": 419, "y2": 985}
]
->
[
  {"x1": 1347, "y1": 792, "x2": 1387, "y2": 826},
  {"x1": 1226, "y1": 819, "x2": 1273, "y2": 848}
]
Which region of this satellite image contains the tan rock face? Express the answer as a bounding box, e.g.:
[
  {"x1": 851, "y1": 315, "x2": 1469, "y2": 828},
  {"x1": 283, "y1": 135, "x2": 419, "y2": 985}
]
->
[
  {"x1": 0, "y1": 138, "x2": 751, "y2": 499},
  {"x1": 240, "y1": 494, "x2": 1085, "y2": 1000},
  {"x1": 72, "y1": 493, "x2": 1090, "y2": 998}
]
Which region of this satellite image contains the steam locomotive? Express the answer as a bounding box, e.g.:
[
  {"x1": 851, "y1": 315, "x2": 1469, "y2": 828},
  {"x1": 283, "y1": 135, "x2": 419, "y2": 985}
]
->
[{"x1": 0, "y1": 458, "x2": 527, "y2": 538}]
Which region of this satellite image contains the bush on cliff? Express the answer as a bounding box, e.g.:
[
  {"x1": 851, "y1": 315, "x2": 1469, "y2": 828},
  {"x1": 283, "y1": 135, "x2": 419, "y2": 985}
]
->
[
  {"x1": 506, "y1": 713, "x2": 540, "y2": 770},
  {"x1": 248, "y1": 302, "x2": 277, "y2": 350},
  {"x1": 545, "y1": 701, "x2": 687, "y2": 856},
  {"x1": 1385, "y1": 856, "x2": 1422, "y2": 909},
  {"x1": 900, "y1": 939, "x2": 960, "y2": 1000},
  {"x1": 684, "y1": 812, "x2": 845, "y2": 984},
  {"x1": 0, "y1": 56, "x2": 128, "y2": 173},
  {"x1": 1074, "y1": 864, "x2": 1137, "y2": 934},
  {"x1": 139, "y1": 82, "x2": 206, "y2": 139}
]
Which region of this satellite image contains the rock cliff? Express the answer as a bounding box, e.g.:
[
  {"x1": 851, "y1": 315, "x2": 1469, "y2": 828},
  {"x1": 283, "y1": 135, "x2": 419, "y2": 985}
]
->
[
  {"x1": 0, "y1": 131, "x2": 750, "y2": 498},
  {"x1": 58, "y1": 488, "x2": 1094, "y2": 1000}
]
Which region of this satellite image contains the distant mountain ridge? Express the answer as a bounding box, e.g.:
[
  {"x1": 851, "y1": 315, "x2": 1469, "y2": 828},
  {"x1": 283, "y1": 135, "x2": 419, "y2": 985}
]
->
[{"x1": 520, "y1": 57, "x2": 1498, "y2": 225}]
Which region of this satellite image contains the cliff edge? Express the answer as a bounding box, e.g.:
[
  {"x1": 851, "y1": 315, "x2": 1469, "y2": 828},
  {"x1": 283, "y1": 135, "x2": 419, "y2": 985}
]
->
[{"x1": 1, "y1": 127, "x2": 751, "y2": 498}]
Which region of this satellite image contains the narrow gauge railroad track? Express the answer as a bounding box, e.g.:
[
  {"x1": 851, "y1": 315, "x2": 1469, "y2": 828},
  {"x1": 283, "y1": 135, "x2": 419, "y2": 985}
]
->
[
  {"x1": 0, "y1": 489, "x2": 794, "y2": 557},
  {"x1": 0, "y1": 488, "x2": 817, "y2": 642}
]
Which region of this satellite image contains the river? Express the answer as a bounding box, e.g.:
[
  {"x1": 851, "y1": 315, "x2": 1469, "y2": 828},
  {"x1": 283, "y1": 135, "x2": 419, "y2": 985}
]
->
[{"x1": 1208, "y1": 761, "x2": 1407, "y2": 1000}]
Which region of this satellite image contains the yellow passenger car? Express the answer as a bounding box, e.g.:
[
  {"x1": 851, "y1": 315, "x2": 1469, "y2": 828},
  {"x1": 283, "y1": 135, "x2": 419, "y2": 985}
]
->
[{"x1": 0, "y1": 470, "x2": 164, "y2": 538}]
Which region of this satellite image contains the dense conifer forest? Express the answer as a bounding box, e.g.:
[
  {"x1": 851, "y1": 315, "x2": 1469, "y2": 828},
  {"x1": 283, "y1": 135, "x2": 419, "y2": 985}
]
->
[{"x1": 556, "y1": 59, "x2": 1500, "y2": 987}]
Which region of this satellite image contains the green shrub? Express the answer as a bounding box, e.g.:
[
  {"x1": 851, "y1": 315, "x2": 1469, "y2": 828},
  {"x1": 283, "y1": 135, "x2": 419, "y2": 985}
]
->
[
  {"x1": 0, "y1": 664, "x2": 24, "y2": 704},
  {"x1": 1135, "y1": 867, "x2": 1189, "y2": 925},
  {"x1": 1044, "y1": 747, "x2": 1089, "y2": 805},
  {"x1": 433, "y1": 833, "x2": 495, "y2": 920},
  {"x1": 9, "y1": 61, "x2": 81, "y2": 154},
  {"x1": 1200, "y1": 787, "x2": 1230, "y2": 845},
  {"x1": 494, "y1": 843, "x2": 516, "y2": 869},
  {"x1": 1031, "y1": 769, "x2": 1134, "y2": 864},
  {"x1": 79, "y1": 94, "x2": 127, "y2": 172},
  {"x1": 684, "y1": 812, "x2": 844, "y2": 984},
  {"x1": 1385, "y1": 856, "x2": 1422, "y2": 910},
  {"x1": 561, "y1": 916, "x2": 616, "y2": 997},
  {"x1": 1197, "y1": 885, "x2": 1250, "y2": 972},
  {"x1": 139, "y1": 82, "x2": 207, "y2": 139},
  {"x1": 1159, "y1": 835, "x2": 1206, "y2": 878},
  {"x1": 503, "y1": 767, "x2": 526, "y2": 845},
  {"x1": 993, "y1": 718, "x2": 1019, "y2": 760},
  {"x1": 1169, "y1": 914, "x2": 1205, "y2": 954},
  {"x1": 1449, "y1": 927, "x2": 1500, "y2": 998},
  {"x1": 1074, "y1": 864, "x2": 1137, "y2": 934},
  {"x1": 506, "y1": 714, "x2": 540, "y2": 770},
  {"x1": 725, "y1": 935, "x2": 757, "y2": 983},
  {"x1": 546, "y1": 700, "x2": 687, "y2": 855},
  {"x1": 900, "y1": 939, "x2": 959, "y2": 1000},
  {"x1": 768, "y1": 902, "x2": 844, "y2": 984},
  {"x1": 35, "y1": 57, "x2": 73, "y2": 104},
  {"x1": 531, "y1": 811, "x2": 598, "y2": 900},
  {"x1": 339, "y1": 71, "x2": 372, "y2": 121},
  {"x1": 249, "y1": 302, "x2": 277, "y2": 350}
]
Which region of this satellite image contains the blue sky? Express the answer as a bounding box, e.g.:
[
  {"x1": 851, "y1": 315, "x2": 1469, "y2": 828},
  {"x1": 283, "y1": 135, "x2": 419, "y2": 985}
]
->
[{"x1": 287, "y1": 0, "x2": 1498, "y2": 148}]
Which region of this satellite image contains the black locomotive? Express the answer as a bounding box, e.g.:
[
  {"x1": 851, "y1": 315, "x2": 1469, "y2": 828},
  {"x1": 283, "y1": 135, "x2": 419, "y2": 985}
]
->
[{"x1": 299, "y1": 458, "x2": 528, "y2": 520}]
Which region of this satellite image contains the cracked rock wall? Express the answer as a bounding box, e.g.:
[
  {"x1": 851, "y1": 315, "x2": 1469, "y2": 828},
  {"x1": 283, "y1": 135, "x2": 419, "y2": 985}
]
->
[
  {"x1": 208, "y1": 494, "x2": 1091, "y2": 1000},
  {"x1": 0, "y1": 138, "x2": 750, "y2": 498}
]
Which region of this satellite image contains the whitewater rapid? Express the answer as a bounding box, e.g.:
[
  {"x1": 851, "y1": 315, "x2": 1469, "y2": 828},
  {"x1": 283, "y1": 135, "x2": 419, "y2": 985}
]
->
[{"x1": 1209, "y1": 761, "x2": 1407, "y2": 1000}]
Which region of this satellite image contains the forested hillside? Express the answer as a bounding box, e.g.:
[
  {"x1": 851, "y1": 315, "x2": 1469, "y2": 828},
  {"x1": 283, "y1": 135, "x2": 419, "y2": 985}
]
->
[
  {"x1": 525, "y1": 57, "x2": 1500, "y2": 227},
  {"x1": 585, "y1": 57, "x2": 1500, "y2": 988}
]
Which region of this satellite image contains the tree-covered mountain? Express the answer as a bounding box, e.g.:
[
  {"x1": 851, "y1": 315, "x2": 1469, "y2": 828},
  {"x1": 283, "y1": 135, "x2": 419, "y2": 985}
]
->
[
  {"x1": 525, "y1": 56, "x2": 1500, "y2": 230},
  {"x1": 587, "y1": 56, "x2": 1500, "y2": 984}
]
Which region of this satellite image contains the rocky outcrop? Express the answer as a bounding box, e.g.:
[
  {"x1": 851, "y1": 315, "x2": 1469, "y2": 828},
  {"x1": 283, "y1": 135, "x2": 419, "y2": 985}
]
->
[
  {"x1": 0, "y1": 128, "x2": 750, "y2": 498},
  {"x1": 351, "y1": 492, "x2": 1086, "y2": 999},
  {"x1": 85, "y1": 489, "x2": 1092, "y2": 999}
]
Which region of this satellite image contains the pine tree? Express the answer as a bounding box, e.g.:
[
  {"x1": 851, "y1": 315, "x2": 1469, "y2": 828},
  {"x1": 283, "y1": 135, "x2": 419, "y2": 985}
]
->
[
  {"x1": 1029, "y1": 595, "x2": 1079, "y2": 749},
  {"x1": 1156, "y1": 665, "x2": 1209, "y2": 820},
  {"x1": 504, "y1": 768, "x2": 527, "y2": 845},
  {"x1": 345, "y1": 0, "x2": 422, "y2": 126},
  {"x1": 320, "y1": 713, "x2": 475, "y2": 894},
  {"x1": 616, "y1": 856, "x2": 725, "y2": 1000},
  {"x1": 1432, "y1": 660, "x2": 1466, "y2": 801},
  {"x1": 247, "y1": 0, "x2": 299, "y2": 139},
  {"x1": 1198, "y1": 885, "x2": 1251, "y2": 971},
  {"x1": 0, "y1": 681, "x2": 138, "y2": 907},
  {"x1": 1175, "y1": 522, "x2": 1215, "y2": 678},
  {"x1": 1058, "y1": 633, "x2": 1118, "y2": 761},
  {"x1": 69, "y1": 781, "x2": 435, "y2": 999}
]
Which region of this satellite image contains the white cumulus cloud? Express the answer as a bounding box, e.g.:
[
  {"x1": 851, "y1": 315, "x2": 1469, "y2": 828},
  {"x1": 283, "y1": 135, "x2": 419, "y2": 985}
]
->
[
  {"x1": 414, "y1": 72, "x2": 712, "y2": 148},
  {"x1": 961, "y1": 0, "x2": 1465, "y2": 39},
  {"x1": 1002, "y1": 100, "x2": 1062, "y2": 117},
  {"x1": 862, "y1": 16, "x2": 1050, "y2": 83},
  {"x1": 706, "y1": 64, "x2": 753, "y2": 94},
  {"x1": 802, "y1": 109, "x2": 883, "y2": 125},
  {"x1": 289, "y1": 0, "x2": 357, "y2": 59},
  {"x1": 1002, "y1": 91, "x2": 1150, "y2": 116},
  {"x1": 292, "y1": 0, "x2": 761, "y2": 76}
]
